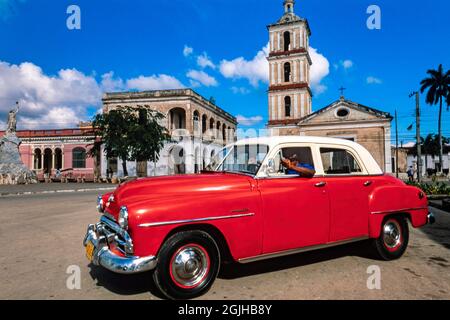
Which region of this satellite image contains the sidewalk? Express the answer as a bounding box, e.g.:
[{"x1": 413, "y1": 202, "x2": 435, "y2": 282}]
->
[{"x1": 0, "y1": 183, "x2": 116, "y2": 197}]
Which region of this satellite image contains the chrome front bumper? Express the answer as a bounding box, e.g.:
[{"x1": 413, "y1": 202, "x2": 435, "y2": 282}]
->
[{"x1": 83, "y1": 223, "x2": 157, "y2": 274}]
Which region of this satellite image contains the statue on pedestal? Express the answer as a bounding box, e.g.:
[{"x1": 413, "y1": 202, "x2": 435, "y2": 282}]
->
[{"x1": 0, "y1": 102, "x2": 38, "y2": 184}]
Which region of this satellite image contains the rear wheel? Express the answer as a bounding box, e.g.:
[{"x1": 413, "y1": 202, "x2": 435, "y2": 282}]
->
[
  {"x1": 153, "y1": 230, "x2": 220, "y2": 300},
  {"x1": 373, "y1": 216, "x2": 409, "y2": 260}
]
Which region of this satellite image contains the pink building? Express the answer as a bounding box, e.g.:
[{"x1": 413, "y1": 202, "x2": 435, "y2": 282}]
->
[{"x1": 0, "y1": 128, "x2": 97, "y2": 182}]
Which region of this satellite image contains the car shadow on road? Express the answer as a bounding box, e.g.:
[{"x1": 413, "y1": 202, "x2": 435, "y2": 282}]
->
[
  {"x1": 87, "y1": 264, "x2": 166, "y2": 299},
  {"x1": 219, "y1": 240, "x2": 375, "y2": 280},
  {"x1": 418, "y1": 213, "x2": 450, "y2": 252}
]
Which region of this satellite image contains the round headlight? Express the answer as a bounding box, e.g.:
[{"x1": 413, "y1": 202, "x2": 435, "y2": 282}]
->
[
  {"x1": 96, "y1": 195, "x2": 104, "y2": 213},
  {"x1": 118, "y1": 206, "x2": 129, "y2": 230}
]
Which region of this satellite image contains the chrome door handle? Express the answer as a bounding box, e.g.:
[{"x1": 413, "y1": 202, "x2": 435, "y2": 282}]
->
[
  {"x1": 364, "y1": 180, "x2": 373, "y2": 187},
  {"x1": 315, "y1": 181, "x2": 327, "y2": 187}
]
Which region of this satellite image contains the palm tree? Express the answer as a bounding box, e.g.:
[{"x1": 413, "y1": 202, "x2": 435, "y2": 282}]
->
[{"x1": 420, "y1": 64, "x2": 450, "y2": 174}]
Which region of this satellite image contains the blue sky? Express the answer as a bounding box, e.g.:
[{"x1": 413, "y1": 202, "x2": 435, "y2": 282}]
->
[{"x1": 0, "y1": 0, "x2": 449, "y2": 144}]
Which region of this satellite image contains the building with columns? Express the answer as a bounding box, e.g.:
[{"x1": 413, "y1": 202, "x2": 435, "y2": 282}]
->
[
  {"x1": 267, "y1": 0, "x2": 393, "y2": 172},
  {"x1": 102, "y1": 89, "x2": 237, "y2": 177},
  {"x1": 0, "y1": 127, "x2": 96, "y2": 181},
  {"x1": 0, "y1": 89, "x2": 237, "y2": 180}
]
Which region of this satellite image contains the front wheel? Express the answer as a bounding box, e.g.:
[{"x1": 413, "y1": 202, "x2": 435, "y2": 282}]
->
[
  {"x1": 153, "y1": 230, "x2": 220, "y2": 300},
  {"x1": 372, "y1": 216, "x2": 409, "y2": 260}
]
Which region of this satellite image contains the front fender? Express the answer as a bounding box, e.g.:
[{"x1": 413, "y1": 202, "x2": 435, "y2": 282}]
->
[
  {"x1": 127, "y1": 192, "x2": 262, "y2": 260},
  {"x1": 368, "y1": 185, "x2": 428, "y2": 238}
]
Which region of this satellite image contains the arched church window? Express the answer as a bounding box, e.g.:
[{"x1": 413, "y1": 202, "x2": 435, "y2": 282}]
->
[
  {"x1": 284, "y1": 62, "x2": 291, "y2": 82},
  {"x1": 284, "y1": 31, "x2": 291, "y2": 51},
  {"x1": 285, "y1": 96, "x2": 292, "y2": 117}
]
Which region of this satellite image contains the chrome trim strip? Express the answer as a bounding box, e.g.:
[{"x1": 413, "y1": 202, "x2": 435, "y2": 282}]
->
[
  {"x1": 238, "y1": 236, "x2": 369, "y2": 264},
  {"x1": 138, "y1": 213, "x2": 255, "y2": 228},
  {"x1": 371, "y1": 206, "x2": 428, "y2": 215}
]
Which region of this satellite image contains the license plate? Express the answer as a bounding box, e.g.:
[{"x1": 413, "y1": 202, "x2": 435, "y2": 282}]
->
[{"x1": 85, "y1": 241, "x2": 95, "y2": 261}]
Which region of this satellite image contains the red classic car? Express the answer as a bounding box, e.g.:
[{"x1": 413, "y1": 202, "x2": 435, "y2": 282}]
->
[{"x1": 83, "y1": 136, "x2": 435, "y2": 299}]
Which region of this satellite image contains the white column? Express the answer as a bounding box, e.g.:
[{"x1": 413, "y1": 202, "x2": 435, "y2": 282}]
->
[
  {"x1": 270, "y1": 62, "x2": 275, "y2": 85},
  {"x1": 300, "y1": 94, "x2": 305, "y2": 117},
  {"x1": 277, "y1": 63, "x2": 281, "y2": 84},
  {"x1": 270, "y1": 32, "x2": 274, "y2": 51},
  {"x1": 277, "y1": 95, "x2": 282, "y2": 120},
  {"x1": 271, "y1": 95, "x2": 275, "y2": 120},
  {"x1": 293, "y1": 60, "x2": 297, "y2": 82},
  {"x1": 299, "y1": 29, "x2": 303, "y2": 48},
  {"x1": 294, "y1": 95, "x2": 298, "y2": 118},
  {"x1": 277, "y1": 32, "x2": 281, "y2": 51},
  {"x1": 293, "y1": 30, "x2": 297, "y2": 49},
  {"x1": 300, "y1": 60, "x2": 304, "y2": 82},
  {"x1": 384, "y1": 126, "x2": 392, "y2": 173}
]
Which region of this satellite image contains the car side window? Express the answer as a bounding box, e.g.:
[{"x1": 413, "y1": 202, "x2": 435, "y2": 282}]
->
[
  {"x1": 277, "y1": 147, "x2": 315, "y2": 176},
  {"x1": 320, "y1": 148, "x2": 362, "y2": 175}
]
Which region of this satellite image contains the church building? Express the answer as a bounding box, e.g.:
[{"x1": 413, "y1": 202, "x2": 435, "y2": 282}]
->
[{"x1": 267, "y1": 0, "x2": 393, "y2": 172}]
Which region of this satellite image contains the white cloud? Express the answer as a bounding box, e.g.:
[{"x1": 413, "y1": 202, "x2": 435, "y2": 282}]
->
[
  {"x1": 126, "y1": 74, "x2": 185, "y2": 91},
  {"x1": 197, "y1": 52, "x2": 216, "y2": 69},
  {"x1": 231, "y1": 86, "x2": 250, "y2": 95},
  {"x1": 219, "y1": 43, "x2": 270, "y2": 87},
  {"x1": 219, "y1": 44, "x2": 330, "y2": 94},
  {"x1": 0, "y1": 60, "x2": 185, "y2": 129},
  {"x1": 0, "y1": 60, "x2": 101, "y2": 129},
  {"x1": 367, "y1": 76, "x2": 382, "y2": 84},
  {"x1": 341, "y1": 59, "x2": 353, "y2": 69},
  {"x1": 309, "y1": 47, "x2": 330, "y2": 95},
  {"x1": 101, "y1": 71, "x2": 125, "y2": 92},
  {"x1": 236, "y1": 115, "x2": 264, "y2": 126},
  {"x1": 183, "y1": 45, "x2": 193, "y2": 57},
  {"x1": 186, "y1": 70, "x2": 218, "y2": 87}
]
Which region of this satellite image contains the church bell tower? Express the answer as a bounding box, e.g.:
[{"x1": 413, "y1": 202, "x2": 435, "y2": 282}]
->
[{"x1": 267, "y1": 0, "x2": 312, "y2": 129}]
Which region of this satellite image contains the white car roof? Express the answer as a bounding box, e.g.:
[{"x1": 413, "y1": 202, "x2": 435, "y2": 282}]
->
[{"x1": 233, "y1": 136, "x2": 383, "y2": 175}]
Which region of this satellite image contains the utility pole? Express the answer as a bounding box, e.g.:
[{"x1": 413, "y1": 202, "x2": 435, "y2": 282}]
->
[
  {"x1": 410, "y1": 91, "x2": 421, "y2": 182},
  {"x1": 395, "y1": 109, "x2": 399, "y2": 178}
]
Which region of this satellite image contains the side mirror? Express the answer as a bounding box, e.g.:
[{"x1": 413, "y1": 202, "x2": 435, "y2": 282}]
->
[{"x1": 266, "y1": 159, "x2": 276, "y2": 174}]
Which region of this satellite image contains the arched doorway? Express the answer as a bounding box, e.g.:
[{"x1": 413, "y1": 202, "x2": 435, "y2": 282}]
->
[
  {"x1": 169, "y1": 108, "x2": 186, "y2": 130},
  {"x1": 33, "y1": 148, "x2": 42, "y2": 170},
  {"x1": 43, "y1": 148, "x2": 53, "y2": 175},
  {"x1": 54, "y1": 148, "x2": 62, "y2": 170},
  {"x1": 193, "y1": 110, "x2": 200, "y2": 135},
  {"x1": 169, "y1": 146, "x2": 186, "y2": 175},
  {"x1": 194, "y1": 147, "x2": 200, "y2": 173}
]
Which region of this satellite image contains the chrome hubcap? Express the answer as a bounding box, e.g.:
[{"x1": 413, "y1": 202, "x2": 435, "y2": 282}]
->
[
  {"x1": 383, "y1": 221, "x2": 401, "y2": 248},
  {"x1": 171, "y1": 245, "x2": 209, "y2": 288}
]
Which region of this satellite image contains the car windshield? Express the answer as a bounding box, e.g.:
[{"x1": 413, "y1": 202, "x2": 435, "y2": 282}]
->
[{"x1": 210, "y1": 144, "x2": 269, "y2": 176}]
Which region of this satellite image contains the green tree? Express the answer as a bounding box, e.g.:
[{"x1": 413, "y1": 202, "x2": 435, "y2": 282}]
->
[
  {"x1": 92, "y1": 107, "x2": 134, "y2": 176},
  {"x1": 129, "y1": 108, "x2": 171, "y2": 177},
  {"x1": 420, "y1": 64, "x2": 450, "y2": 174},
  {"x1": 91, "y1": 107, "x2": 170, "y2": 177}
]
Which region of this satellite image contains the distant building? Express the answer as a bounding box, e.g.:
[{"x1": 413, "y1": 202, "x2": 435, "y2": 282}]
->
[
  {"x1": 0, "y1": 127, "x2": 96, "y2": 181},
  {"x1": 102, "y1": 89, "x2": 237, "y2": 177},
  {"x1": 266, "y1": 0, "x2": 393, "y2": 172}
]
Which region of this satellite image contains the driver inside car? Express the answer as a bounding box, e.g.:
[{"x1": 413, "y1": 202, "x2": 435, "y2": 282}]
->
[{"x1": 281, "y1": 154, "x2": 316, "y2": 178}]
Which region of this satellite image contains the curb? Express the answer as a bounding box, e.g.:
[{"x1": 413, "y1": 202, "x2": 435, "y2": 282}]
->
[{"x1": 0, "y1": 187, "x2": 115, "y2": 198}]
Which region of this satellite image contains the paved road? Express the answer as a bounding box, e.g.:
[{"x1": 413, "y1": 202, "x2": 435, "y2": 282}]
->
[{"x1": 1, "y1": 191, "x2": 450, "y2": 300}]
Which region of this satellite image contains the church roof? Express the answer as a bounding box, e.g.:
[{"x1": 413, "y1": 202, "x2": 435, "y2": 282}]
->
[{"x1": 298, "y1": 97, "x2": 393, "y2": 125}]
